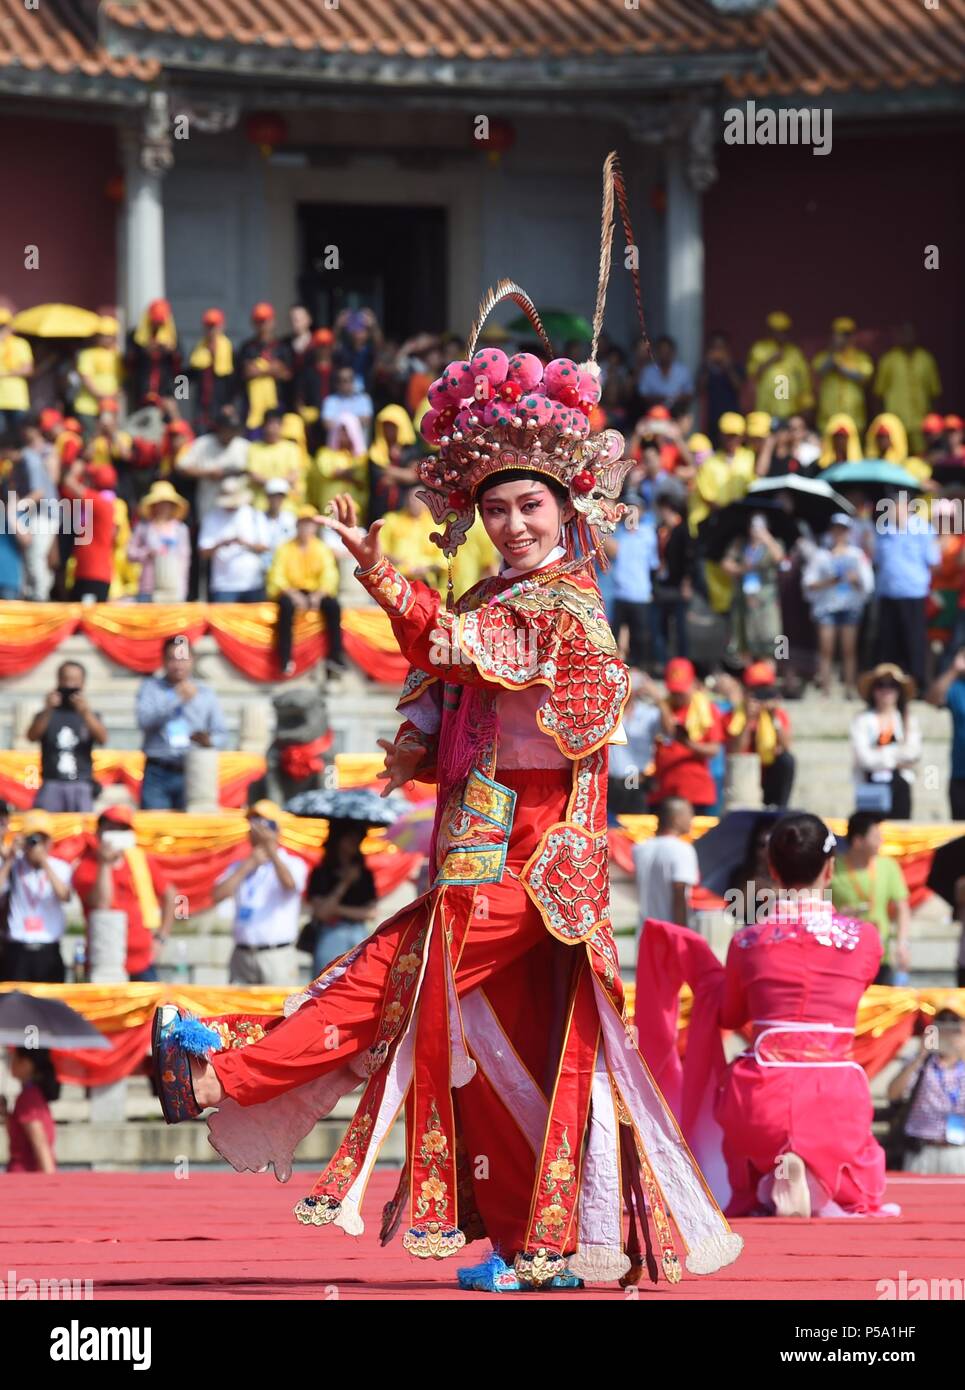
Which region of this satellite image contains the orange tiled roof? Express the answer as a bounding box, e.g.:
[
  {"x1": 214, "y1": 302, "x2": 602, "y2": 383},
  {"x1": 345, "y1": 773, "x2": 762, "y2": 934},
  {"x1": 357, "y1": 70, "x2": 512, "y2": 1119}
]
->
[
  {"x1": 0, "y1": 0, "x2": 157, "y2": 82},
  {"x1": 0, "y1": 0, "x2": 962, "y2": 98},
  {"x1": 96, "y1": 0, "x2": 758, "y2": 63}
]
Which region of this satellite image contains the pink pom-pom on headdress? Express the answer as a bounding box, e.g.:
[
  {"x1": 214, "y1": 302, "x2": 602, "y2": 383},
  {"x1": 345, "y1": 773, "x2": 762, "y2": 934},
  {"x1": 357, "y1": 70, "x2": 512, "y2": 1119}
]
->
[
  {"x1": 470, "y1": 348, "x2": 509, "y2": 394},
  {"x1": 506, "y1": 352, "x2": 543, "y2": 391},
  {"x1": 543, "y1": 358, "x2": 582, "y2": 399},
  {"x1": 515, "y1": 393, "x2": 555, "y2": 428},
  {"x1": 440, "y1": 360, "x2": 475, "y2": 401},
  {"x1": 427, "y1": 378, "x2": 452, "y2": 410}
]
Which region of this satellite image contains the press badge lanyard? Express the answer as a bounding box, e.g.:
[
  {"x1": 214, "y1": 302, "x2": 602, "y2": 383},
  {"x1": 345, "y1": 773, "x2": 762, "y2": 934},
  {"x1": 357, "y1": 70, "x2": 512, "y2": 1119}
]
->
[
  {"x1": 844, "y1": 861, "x2": 875, "y2": 918},
  {"x1": 15, "y1": 860, "x2": 49, "y2": 935},
  {"x1": 237, "y1": 865, "x2": 265, "y2": 924}
]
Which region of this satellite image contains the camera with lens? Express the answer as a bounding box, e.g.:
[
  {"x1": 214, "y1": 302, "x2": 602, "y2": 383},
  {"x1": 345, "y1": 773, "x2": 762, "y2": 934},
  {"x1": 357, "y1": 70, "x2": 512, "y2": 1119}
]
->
[{"x1": 23, "y1": 833, "x2": 46, "y2": 849}]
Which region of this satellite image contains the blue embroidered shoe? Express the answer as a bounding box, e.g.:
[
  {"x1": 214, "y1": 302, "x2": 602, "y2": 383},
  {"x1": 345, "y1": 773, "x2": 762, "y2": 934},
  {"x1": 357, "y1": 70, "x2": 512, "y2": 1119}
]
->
[
  {"x1": 457, "y1": 1253, "x2": 521, "y2": 1292},
  {"x1": 457, "y1": 1251, "x2": 584, "y2": 1293},
  {"x1": 152, "y1": 1006, "x2": 221, "y2": 1125}
]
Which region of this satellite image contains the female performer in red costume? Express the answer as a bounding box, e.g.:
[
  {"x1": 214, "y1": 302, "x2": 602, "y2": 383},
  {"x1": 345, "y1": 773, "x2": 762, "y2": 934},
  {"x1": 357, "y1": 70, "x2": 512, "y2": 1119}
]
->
[
  {"x1": 638, "y1": 813, "x2": 896, "y2": 1220},
  {"x1": 153, "y1": 161, "x2": 741, "y2": 1292}
]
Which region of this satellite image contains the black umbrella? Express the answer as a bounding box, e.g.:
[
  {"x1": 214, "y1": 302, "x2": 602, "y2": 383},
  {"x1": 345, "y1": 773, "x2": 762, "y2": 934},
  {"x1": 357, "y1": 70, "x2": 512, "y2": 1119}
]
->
[
  {"x1": 0, "y1": 990, "x2": 111, "y2": 1050},
  {"x1": 746, "y1": 476, "x2": 854, "y2": 533},
  {"x1": 284, "y1": 787, "x2": 408, "y2": 826},
  {"x1": 930, "y1": 460, "x2": 965, "y2": 488},
  {"x1": 699, "y1": 498, "x2": 801, "y2": 562},
  {"x1": 926, "y1": 835, "x2": 965, "y2": 908},
  {"x1": 694, "y1": 810, "x2": 802, "y2": 897}
]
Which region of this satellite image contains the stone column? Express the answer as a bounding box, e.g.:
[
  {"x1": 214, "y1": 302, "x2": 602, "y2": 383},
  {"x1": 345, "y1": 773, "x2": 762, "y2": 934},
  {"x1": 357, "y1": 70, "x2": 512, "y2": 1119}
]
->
[
  {"x1": 184, "y1": 747, "x2": 220, "y2": 813},
  {"x1": 724, "y1": 752, "x2": 763, "y2": 811},
  {"x1": 119, "y1": 91, "x2": 174, "y2": 322},
  {"x1": 87, "y1": 909, "x2": 129, "y2": 1124},
  {"x1": 665, "y1": 103, "x2": 718, "y2": 376}
]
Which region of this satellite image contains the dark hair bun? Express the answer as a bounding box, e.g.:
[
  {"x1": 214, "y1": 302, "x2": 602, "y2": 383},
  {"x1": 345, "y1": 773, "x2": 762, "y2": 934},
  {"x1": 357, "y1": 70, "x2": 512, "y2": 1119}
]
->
[{"x1": 768, "y1": 813, "x2": 833, "y2": 888}]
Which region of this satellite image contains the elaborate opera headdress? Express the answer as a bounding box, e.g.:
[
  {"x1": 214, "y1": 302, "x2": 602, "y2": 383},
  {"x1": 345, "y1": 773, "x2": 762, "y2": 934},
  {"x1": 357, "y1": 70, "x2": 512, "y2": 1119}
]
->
[{"x1": 416, "y1": 151, "x2": 649, "y2": 563}]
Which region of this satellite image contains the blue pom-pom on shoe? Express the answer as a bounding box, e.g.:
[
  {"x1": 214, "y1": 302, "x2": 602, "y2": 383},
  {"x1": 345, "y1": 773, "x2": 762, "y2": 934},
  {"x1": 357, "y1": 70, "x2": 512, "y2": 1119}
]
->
[{"x1": 169, "y1": 1014, "x2": 222, "y2": 1057}]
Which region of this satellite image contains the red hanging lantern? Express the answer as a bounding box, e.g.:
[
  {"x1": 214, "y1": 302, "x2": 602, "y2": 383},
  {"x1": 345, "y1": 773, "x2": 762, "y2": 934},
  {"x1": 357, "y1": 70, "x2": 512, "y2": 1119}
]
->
[
  {"x1": 476, "y1": 116, "x2": 516, "y2": 167},
  {"x1": 650, "y1": 184, "x2": 667, "y2": 215},
  {"x1": 104, "y1": 174, "x2": 125, "y2": 203},
  {"x1": 244, "y1": 111, "x2": 289, "y2": 158}
]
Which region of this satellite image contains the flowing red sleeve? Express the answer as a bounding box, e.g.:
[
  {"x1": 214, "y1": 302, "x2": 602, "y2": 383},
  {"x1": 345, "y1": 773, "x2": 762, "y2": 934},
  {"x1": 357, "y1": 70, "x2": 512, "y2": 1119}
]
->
[{"x1": 356, "y1": 555, "x2": 542, "y2": 692}]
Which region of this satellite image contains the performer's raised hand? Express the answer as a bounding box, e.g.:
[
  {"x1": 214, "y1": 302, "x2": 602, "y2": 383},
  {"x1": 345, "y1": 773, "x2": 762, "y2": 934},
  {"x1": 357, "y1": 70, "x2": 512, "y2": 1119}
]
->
[
  {"x1": 375, "y1": 736, "x2": 423, "y2": 797},
  {"x1": 321, "y1": 493, "x2": 385, "y2": 572}
]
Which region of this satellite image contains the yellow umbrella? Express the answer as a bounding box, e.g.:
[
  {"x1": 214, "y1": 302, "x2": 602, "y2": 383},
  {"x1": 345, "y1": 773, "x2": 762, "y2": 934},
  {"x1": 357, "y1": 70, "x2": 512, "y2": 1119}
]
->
[{"x1": 11, "y1": 304, "x2": 102, "y2": 338}]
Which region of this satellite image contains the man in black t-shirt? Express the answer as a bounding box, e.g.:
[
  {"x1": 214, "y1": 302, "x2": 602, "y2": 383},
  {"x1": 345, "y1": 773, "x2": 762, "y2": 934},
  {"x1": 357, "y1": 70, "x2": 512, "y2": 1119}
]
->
[{"x1": 26, "y1": 661, "x2": 107, "y2": 813}]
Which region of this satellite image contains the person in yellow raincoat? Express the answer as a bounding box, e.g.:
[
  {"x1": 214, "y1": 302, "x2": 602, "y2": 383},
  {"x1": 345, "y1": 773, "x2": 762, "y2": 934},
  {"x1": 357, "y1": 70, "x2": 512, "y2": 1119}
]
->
[
  {"x1": 873, "y1": 324, "x2": 942, "y2": 453},
  {"x1": 812, "y1": 317, "x2": 874, "y2": 434},
  {"x1": 0, "y1": 308, "x2": 34, "y2": 440},
  {"x1": 745, "y1": 310, "x2": 812, "y2": 419},
  {"x1": 864, "y1": 412, "x2": 932, "y2": 484},
  {"x1": 307, "y1": 412, "x2": 368, "y2": 517},
  {"x1": 74, "y1": 317, "x2": 123, "y2": 427},
  {"x1": 689, "y1": 414, "x2": 757, "y2": 616},
  {"x1": 367, "y1": 403, "x2": 419, "y2": 523},
  {"x1": 817, "y1": 412, "x2": 862, "y2": 469}
]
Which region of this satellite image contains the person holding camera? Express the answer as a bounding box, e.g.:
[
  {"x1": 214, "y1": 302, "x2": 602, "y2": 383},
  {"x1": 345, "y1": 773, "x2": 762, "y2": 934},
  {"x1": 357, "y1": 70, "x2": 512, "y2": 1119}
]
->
[
  {"x1": 0, "y1": 810, "x2": 73, "y2": 983},
  {"x1": 214, "y1": 801, "x2": 308, "y2": 986},
  {"x1": 26, "y1": 660, "x2": 107, "y2": 814},
  {"x1": 887, "y1": 1010, "x2": 965, "y2": 1174}
]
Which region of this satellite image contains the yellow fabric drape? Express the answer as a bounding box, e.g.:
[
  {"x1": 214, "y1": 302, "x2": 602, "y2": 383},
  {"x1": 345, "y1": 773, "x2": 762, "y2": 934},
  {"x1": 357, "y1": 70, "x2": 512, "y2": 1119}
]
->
[
  {"x1": 133, "y1": 311, "x2": 177, "y2": 350},
  {"x1": 204, "y1": 601, "x2": 321, "y2": 650},
  {"x1": 341, "y1": 607, "x2": 398, "y2": 652},
  {"x1": 5, "y1": 978, "x2": 960, "y2": 1037},
  {"x1": 188, "y1": 333, "x2": 233, "y2": 376},
  {"x1": 617, "y1": 815, "x2": 960, "y2": 860},
  {"x1": 124, "y1": 845, "x2": 161, "y2": 929},
  {"x1": 727, "y1": 705, "x2": 778, "y2": 766},
  {"x1": 81, "y1": 601, "x2": 202, "y2": 642},
  {"x1": 683, "y1": 689, "x2": 716, "y2": 742}
]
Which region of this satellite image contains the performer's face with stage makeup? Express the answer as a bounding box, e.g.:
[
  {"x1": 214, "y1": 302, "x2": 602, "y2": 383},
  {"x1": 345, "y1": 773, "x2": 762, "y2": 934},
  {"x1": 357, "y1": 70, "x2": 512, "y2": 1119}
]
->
[{"x1": 477, "y1": 478, "x2": 570, "y2": 573}]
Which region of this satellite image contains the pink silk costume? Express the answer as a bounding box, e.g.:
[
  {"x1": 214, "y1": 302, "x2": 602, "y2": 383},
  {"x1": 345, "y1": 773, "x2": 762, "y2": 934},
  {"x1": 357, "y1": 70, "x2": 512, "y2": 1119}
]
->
[
  {"x1": 638, "y1": 900, "x2": 887, "y2": 1218},
  {"x1": 199, "y1": 551, "x2": 742, "y2": 1286}
]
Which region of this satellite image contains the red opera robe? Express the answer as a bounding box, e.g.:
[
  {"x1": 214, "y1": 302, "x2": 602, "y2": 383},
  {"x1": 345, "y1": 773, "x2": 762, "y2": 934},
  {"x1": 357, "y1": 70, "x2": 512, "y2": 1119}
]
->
[
  {"x1": 638, "y1": 901, "x2": 888, "y2": 1217},
  {"x1": 194, "y1": 552, "x2": 741, "y2": 1283}
]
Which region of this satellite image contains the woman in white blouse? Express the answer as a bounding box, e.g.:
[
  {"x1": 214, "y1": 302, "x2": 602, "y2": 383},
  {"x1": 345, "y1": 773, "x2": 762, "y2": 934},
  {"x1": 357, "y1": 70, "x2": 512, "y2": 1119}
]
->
[{"x1": 850, "y1": 664, "x2": 921, "y2": 820}]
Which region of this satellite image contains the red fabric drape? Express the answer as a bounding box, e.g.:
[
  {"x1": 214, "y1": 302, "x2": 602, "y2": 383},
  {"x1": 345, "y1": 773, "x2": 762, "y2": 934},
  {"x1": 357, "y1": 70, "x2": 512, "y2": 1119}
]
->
[
  {"x1": 53, "y1": 1022, "x2": 153, "y2": 1088},
  {"x1": 80, "y1": 613, "x2": 207, "y2": 674},
  {"x1": 341, "y1": 628, "x2": 409, "y2": 684}
]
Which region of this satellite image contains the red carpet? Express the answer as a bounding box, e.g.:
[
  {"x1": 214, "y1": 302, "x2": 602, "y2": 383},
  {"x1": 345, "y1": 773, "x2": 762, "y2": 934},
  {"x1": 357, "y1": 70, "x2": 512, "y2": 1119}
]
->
[{"x1": 2, "y1": 1171, "x2": 963, "y2": 1300}]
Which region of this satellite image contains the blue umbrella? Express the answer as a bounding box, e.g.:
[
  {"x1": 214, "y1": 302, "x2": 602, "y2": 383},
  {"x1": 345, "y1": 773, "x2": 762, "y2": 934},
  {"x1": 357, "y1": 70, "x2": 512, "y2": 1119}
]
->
[{"x1": 823, "y1": 459, "x2": 923, "y2": 491}]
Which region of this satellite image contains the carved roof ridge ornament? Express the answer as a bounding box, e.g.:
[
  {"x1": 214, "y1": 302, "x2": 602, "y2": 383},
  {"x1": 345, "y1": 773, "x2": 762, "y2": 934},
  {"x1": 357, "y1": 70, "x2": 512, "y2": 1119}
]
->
[{"x1": 141, "y1": 88, "x2": 174, "y2": 174}]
